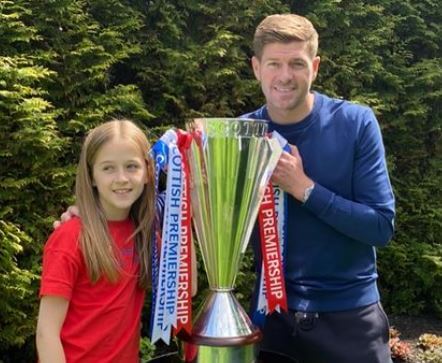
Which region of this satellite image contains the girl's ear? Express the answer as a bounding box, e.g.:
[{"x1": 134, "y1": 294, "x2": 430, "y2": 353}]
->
[{"x1": 89, "y1": 165, "x2": 97, "y2": 187}]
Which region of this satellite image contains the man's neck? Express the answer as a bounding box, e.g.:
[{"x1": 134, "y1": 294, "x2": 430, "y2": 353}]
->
[{"x1": 268, "y1": 92, "x2": 315, "y2": 125}]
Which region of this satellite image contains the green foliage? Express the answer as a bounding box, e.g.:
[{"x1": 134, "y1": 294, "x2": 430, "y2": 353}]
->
[
  {"x1": 0, "y1": 220, "x2": 37, "y2": 348},
  {"x1": 0, "y1": 2, "x2": 68, "y2": 354},
  {"x1": 130, "y1": 0, "x2": 289, "y2": 127},
  {"x1": 139, "y1": 336, "x2": 156, "y2": 362},
  {"x1": 378, "y1": 242, "x2": 442, "y2": 315}
]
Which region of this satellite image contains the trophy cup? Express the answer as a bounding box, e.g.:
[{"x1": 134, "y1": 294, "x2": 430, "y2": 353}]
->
[{"x1": 183, "y1": 118, "x2": 282, "y2": 363}]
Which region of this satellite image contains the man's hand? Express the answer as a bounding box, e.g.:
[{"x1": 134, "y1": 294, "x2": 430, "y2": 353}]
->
[
  {"x1": 53, "y1": 206, "x2": 80, "y2": 229},
  {"x1": 271, "y1": 145, "x2": 314, "y2": 202}
]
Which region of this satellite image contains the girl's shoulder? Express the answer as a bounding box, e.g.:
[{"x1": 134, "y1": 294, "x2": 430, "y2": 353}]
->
[{"x1": 44, "y1": 217, "x2": 82, "y2": 253}]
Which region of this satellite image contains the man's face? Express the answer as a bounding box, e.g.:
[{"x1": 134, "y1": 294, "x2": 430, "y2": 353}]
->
[{"x1": 252, "y1": 41, "x2": 320, "y2": 122}]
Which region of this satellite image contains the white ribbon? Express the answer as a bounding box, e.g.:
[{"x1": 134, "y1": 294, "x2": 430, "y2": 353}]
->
[{"x1": 151, "y1": 131, "x2": 183, "y2": 344}]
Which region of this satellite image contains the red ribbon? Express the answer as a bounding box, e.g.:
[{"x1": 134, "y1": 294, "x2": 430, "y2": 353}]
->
[
  {"x1": 258, "y1": 183, "x2": 287, "y2": 313},
  {"x1": 174, "y1": 131, "x2": 193, "y2": 336}
]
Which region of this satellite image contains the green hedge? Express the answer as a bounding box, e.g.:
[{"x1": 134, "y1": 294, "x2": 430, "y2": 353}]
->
[{"x1": 0, "y1": 0, "x2": 440, "y2": 360}]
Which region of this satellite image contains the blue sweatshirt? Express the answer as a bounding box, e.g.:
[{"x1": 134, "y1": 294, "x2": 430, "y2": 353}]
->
[{"x1": 243, "y1": 92, "x2": 395, "y2": 312}]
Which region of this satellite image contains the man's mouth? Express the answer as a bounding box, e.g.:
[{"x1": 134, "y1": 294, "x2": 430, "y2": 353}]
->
[{"x1": 274, "y1": 85, "x2": 296, "y2": 93}]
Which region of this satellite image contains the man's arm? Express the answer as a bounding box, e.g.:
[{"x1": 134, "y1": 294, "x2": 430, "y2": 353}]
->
[
  {"x1": 53, "y1": 206, "x2": 79, "y2": 229},
  {"x1": 271, "y1": 116, "x2": 395, "y2": 247},
  {"x1": 271, "y1": 145, "x2": 314, "y2": 202},
  {"x1": 36, "y1": 296, "x2": 69, "y2": 363}
]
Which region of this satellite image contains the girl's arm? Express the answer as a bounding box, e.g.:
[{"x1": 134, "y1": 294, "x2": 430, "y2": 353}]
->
[{"x1": 36, "y1": 296, "x2": 69, "y2": 363}]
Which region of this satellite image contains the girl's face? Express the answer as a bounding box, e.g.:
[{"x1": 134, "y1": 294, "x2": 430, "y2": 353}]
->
[{"x1": 92, "y1": 137, "x2": 148, "y2": 220}]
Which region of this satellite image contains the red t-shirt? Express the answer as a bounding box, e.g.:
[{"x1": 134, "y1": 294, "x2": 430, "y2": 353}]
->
[{"x1": 40, "y1": 217, "x2": 145, "y2": 363}]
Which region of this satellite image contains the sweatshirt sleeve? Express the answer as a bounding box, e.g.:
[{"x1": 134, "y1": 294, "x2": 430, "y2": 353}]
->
[{"x1": 304, "y1": 109, "x2": 395, "y2": 247}]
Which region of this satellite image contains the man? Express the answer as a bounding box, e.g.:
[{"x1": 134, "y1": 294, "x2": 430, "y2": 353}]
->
[{"x1": 242, "y1": 14, "x2": 395, "y2": 363}]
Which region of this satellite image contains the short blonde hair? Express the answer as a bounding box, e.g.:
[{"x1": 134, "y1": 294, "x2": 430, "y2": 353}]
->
[{"x1": 253, "y1": 14, "x2": 319, "y2": 59}]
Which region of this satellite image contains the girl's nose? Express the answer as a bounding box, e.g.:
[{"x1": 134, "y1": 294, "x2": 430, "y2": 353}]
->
[{"x1": 115, "y1": 169, "x2": 129, "y2": 182}]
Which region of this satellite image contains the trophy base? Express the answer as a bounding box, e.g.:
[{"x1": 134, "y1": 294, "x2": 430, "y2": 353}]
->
[
  {"x1": 181, "y1": 290, "x2": 261, "y2": 363},
  {"x1": 184, "y1": 343, "x2": 257, "y2": 363}
]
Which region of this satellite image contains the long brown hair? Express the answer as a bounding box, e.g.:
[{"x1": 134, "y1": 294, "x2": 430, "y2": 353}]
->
[{"x1": 75, "y1": 119, "x2": 154, "y2": 288}]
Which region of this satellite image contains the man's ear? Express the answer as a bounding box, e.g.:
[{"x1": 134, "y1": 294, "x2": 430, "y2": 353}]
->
[
  {"x1": 312, "y1": 56, "x2": 320, "y2": 82},
  {"x1": 251, "y1": 56, "x2": 261, "y2": 81}
]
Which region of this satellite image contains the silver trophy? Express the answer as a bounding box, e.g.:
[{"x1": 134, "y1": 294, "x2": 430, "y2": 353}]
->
[{"x1": 182, "y1": 118, "x2": 282, "y2": 363}]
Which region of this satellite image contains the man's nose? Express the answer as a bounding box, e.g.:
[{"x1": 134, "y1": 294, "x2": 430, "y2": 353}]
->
[{"x1": 280, "y1": 64, "x2": 293, "y2": 80}]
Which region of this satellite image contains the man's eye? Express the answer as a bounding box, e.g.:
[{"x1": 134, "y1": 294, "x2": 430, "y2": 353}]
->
[{"x1": 292, "y1": 62, "x2": 305, "y2": 68}]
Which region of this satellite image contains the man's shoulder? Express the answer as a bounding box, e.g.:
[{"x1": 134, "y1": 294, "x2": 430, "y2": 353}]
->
[
  {"x1": 316, "y1": 93, "x2": 376, "y2": 131},
  {"x1": 320, "y1": 92, "x2": 373, "y2": 118}
]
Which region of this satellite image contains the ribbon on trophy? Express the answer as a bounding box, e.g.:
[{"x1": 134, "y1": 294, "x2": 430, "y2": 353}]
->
[
  {"x1": 149, "y1": 135, "x2": 168, "y2": 342},
  {"x1": 253, "y1": 131, "x2": 289, "y2": 326},
  {"x1": 150, "y1": 130, "x2": 183, "y2": 344},
  {"x1": 149, "y1": 129, "x2": 194, "y2": 343},
  {"x1": 174, "y1": 130, "x2": 193, "y2": 337}
]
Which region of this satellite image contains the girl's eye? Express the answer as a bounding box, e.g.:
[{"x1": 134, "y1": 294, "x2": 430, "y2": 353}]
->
[
  {"x1": 127, "y1": 163, "x2": 139, "y2": 170},
  {"x1": 103, "y1": 165, "x2": 114, "y2": 172}
]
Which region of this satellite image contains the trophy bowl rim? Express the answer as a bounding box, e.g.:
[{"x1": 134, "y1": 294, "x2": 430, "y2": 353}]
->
[{"x1": 192, "y1": 117, "x2": 268, "y2": 124}]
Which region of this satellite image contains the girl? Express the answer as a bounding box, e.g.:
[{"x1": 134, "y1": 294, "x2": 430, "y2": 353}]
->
[{"x1": 36, "y1": 119, "x2": 155, "y2": 362}]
